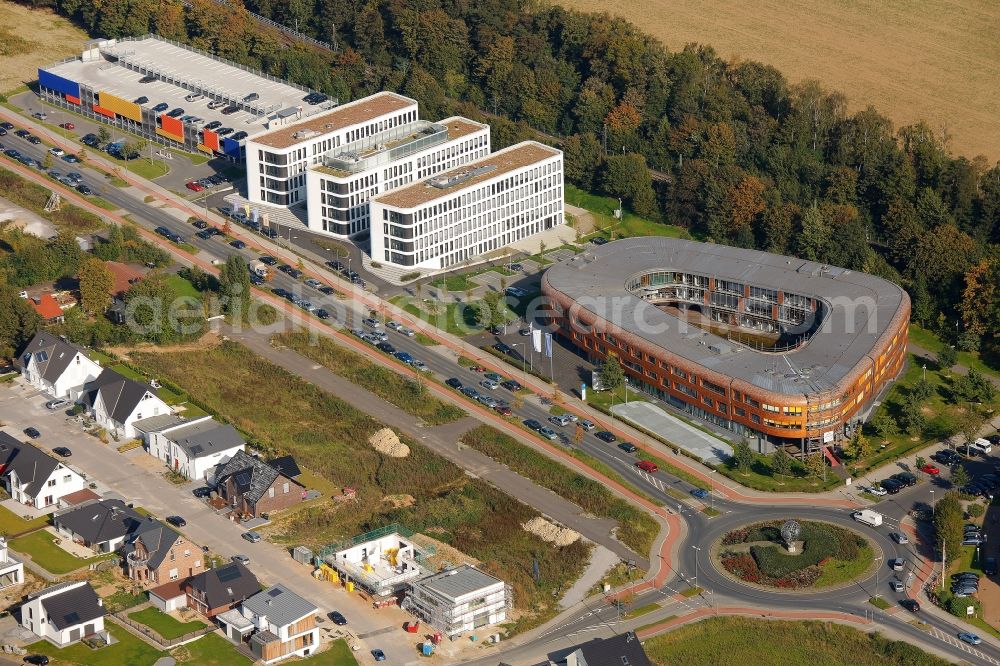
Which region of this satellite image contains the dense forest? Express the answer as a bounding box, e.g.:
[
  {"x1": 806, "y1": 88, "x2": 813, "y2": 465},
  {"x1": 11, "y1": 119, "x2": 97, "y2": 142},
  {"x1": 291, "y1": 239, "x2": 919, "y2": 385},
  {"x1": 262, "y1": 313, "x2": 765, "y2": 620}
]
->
[{"x1": 15, "y1": 0, "x2": 1000, "y2": 362}]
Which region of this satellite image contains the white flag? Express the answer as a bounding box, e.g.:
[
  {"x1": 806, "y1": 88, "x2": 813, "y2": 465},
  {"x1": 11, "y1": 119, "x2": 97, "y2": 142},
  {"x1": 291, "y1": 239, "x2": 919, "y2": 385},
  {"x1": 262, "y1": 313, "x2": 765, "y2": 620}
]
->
[{"x1": 532, "y1": 327, "x2": 542, "y2": 354}]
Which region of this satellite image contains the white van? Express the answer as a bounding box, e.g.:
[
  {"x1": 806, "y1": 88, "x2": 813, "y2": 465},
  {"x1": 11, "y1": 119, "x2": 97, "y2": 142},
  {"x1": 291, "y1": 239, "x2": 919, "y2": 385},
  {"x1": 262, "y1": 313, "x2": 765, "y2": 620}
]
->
[
  {"x1": 852, "y1": 509, "x2": 883, "y2": 527},
  {"x1": 184, "y1": 92, "x2": 204, "y2": 103},
  {"x1": 971, "y1": 438, "x2": 993, "y2": 455}
]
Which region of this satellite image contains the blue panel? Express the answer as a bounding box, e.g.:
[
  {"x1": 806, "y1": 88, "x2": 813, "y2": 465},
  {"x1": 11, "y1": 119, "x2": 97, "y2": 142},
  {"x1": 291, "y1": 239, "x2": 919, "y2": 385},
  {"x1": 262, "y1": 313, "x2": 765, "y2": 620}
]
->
[
  {"x1": 222, "y1": 137, "x2": 242, "y2": 158},
  {"x1": 38, "y1": 69, "x2": 80, "y2": 99}
]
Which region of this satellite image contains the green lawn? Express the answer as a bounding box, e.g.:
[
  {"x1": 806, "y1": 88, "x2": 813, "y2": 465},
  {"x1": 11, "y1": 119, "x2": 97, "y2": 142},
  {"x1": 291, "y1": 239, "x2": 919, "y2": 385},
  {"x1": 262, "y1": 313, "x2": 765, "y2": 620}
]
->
[
  {"x1": 27, "y1": 620, "x2": 165, "y2": 666},
  {"x1": 165, "y1": 274, "x2": 203, "y2": 301},
  {"x1": 10, "y1": 530, "x2": 113, "y2": 574},
  {"x1": 0, "y1": 504, "x2": 49, "y2": 536},
  {"x1": 642, "y1": 616, "x2": 950, "y2": 666},
  {"x1": 908, "y1": 325, "x2": 999, "y2": 380},
  {"x1": 293, "y1": 639, "x2": 359, "y2": 664},
  {"x1": 815, "y1": 544, "x2": 875, "y2": 587},
  {"x1": 391, "y1": 296, "x2": 483, "y2": 337},
  {"x1": 566, "y1": 184, "x2": 691, "y2": 240},
  {"x1": 171, "y1": 631, "x2": 251, "y2": 665},
  {"x1": 128, "y1": 607, "x2": 206, "y2": 640},
  {"x1": 430, "y1": 273, "x2": 477, "y2": 292}
]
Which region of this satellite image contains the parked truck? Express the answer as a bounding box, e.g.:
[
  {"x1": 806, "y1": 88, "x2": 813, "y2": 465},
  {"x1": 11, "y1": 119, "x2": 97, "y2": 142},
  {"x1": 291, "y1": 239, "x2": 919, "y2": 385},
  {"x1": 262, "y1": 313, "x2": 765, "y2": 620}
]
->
[
  {"x1": 248, "y1": 260, "x2": 272, "y2": 280},
  {"x1": 852, "y1": 509, "x2": 883, "y2": 527}
]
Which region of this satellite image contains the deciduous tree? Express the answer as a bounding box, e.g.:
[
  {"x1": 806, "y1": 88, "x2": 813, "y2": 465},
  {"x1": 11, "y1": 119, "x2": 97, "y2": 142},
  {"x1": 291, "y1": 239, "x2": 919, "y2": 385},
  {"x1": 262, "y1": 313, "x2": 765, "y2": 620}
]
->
[{"x1": 77, "y1": 257, "x2": 114, "y2": 315}]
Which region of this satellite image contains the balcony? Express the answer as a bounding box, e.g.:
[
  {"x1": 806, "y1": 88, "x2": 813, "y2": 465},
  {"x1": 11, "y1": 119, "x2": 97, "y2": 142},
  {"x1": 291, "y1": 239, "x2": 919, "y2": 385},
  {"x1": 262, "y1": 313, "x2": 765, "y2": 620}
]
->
[
  {"x1": 320, "y1": 121, "x2": 449, "y2": 176},
  {"x1": 126, "y1": 551, "x2": 149, "y2": 567}
]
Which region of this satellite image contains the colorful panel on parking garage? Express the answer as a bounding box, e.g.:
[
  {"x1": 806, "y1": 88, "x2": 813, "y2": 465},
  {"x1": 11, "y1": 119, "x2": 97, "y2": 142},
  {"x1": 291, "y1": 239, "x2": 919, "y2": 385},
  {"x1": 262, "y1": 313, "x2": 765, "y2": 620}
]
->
[
  {"x1": 201, "y1": 129, "x2": 220, "y2": 152},
  {"x1": 222, "y1": 137, "x2": 242, "y2": 158},
  {"x1": 98, "y1": 91, "x2": 142, "y2": 123},
  {"x1": 158, "y1": 114, "x2": 184, "y2": 140},
  {"x1": 92, "y1": 104, "x2": 115, "y2": 118},
  {"x1": 65, "y1": 95, "x2": 80, "y2": 105},
  {"x1": 37, "y1": 69, "x2": 80, "y2": 99}
]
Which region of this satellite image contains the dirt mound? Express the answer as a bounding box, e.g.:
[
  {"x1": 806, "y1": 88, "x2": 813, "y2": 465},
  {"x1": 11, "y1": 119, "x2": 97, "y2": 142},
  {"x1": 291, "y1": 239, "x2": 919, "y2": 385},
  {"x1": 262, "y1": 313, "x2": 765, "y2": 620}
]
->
[
  {"x1": 369, "y1": 427, "x2": 409, "y2": 457},
  {"x1": 522, "y1": 516, "x2": 580, "y2": 546},
  {"x1": 382, "y1": 494, "x2": 416, "y2": 509},
  {"x1": 411, "y1": 533, "x2": 481, "y2": 571}
]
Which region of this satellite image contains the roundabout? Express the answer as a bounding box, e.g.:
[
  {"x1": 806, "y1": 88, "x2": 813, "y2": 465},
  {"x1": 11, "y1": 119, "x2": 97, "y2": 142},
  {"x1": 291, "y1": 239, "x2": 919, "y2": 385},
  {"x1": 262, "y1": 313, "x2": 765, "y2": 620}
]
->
[{"x1": 713, "y1": 518, "x2": 880, "y2": 592}]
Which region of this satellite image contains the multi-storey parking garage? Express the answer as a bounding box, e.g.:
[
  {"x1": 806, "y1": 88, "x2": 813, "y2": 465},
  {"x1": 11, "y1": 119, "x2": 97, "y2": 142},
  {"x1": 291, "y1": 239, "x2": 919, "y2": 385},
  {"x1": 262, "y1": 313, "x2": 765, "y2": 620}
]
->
[{"x1": 542, "y1": 237, "x2": 910, "y2": 449}]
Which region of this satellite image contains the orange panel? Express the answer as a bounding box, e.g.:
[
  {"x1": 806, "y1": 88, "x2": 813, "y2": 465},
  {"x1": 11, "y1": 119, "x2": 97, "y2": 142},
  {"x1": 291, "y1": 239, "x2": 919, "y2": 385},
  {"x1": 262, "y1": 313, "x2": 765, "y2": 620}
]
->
[
  {"x1": 98, "y1": 91, "x2": 141, "y2": 122},
  {"x1": 65, "y1": 95, "x2": 80, "y2": 105},
  {"x1": 159, "y1": 114, "x2": 183, "y2": 140},
  {"x1": 93, "y1": 104, "x2": 115, "y2": 118},
  {"x1": 202, "y1": 130, "x2": 219, "y2": 152}
]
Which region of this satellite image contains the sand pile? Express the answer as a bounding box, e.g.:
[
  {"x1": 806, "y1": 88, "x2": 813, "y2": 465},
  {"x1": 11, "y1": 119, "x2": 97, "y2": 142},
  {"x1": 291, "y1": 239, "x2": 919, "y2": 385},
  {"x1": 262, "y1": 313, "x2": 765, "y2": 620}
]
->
[
  {"x1": 369, "y1": 428, "x2": 409, "y2": 457},
  {"x1": 522, "y1": 516, "x2": 581, "y2": 546}
]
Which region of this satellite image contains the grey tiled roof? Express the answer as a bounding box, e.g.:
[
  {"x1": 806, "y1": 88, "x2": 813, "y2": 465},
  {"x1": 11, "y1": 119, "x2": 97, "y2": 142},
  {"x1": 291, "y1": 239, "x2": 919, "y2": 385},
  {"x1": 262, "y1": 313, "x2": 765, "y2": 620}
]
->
[
  {"x1": 54, "y1": 499, "x2": 144, "y2": 545},
  {"x1": 186, "y1": 562, "x2": 260, "y2": 609},
  {"x1": 82, "y1": 368, "x2": 161, "y2": 426},
  {"x1": 132, "y1": 414, "x2": 193, "y2": 434},
  {"x1": 122, "y1": 519, "x2": 181, "y2": 570},
  {"x1": 243, "y1": 585, "x2": 316, "y2": 628},
  {"x1": 0, "y1": 431, "x2": 63, "y2": 497},
  {"x1": 167, "y1": 420, "x2": 245, "y2": 459},
  {"x1": 573, "y1": 631, "x2": 651, "y2": 666},
  {"x1": 17, "y1": 333, "x2": 89, "y2": 384},
  {"x1": 214, "y1": 450, "x2": 294, "y2": 505},
  {"x1": 38, "y1": 582, "x2": 104, "y2": 631}
]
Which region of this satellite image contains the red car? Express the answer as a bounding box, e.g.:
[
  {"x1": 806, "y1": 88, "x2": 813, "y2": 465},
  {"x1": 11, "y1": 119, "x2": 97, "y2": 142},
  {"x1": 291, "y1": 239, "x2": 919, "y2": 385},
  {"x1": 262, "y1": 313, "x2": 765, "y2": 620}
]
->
[
  {"x1": 470, "y1": 365, "x2": 486, "y2": 373},
  {"x1": 59, "y1": 122, "x2": 75, "y2": 130},
  {"x1": 636, "y1": 460, "x2": 658, "y2": 473},
  {"x1": 920, "y1": 463, "x2": 941, "y2": 475},
  {"x1": 186, "y1": 180, "x2": 205, "y2": 192}
]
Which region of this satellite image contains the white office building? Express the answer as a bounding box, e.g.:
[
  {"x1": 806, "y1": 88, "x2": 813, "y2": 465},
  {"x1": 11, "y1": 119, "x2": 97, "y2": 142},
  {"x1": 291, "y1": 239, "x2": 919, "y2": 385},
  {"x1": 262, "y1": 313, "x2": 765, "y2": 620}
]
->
[
  {"x1": 370, "y1": 141, "x2": 564, "y2": 269},
  {"x1": 306, "y1": 116, "x2": 489, "y2": 237},
  {"x1": 244, "y1": 92, "x2": 419, "y2": 209}
]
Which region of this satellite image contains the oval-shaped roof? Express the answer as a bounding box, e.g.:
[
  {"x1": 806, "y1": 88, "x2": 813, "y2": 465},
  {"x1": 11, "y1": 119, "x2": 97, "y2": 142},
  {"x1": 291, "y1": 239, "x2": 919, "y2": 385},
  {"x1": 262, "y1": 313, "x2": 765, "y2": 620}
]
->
[{"x1": 542, "y1": 237, "x2": 910, "y2": 398}]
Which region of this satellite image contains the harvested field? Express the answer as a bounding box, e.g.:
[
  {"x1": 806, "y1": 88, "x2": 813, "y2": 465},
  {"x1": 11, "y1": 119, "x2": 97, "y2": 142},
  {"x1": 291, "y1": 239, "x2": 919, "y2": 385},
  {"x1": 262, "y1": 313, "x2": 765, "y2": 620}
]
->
[
  {"x1": 556, "y1": 0, "x2": 1000, "y2": 160},
  {"x1": 0, "y1": 1, "x2": 90, "y2": 94}
]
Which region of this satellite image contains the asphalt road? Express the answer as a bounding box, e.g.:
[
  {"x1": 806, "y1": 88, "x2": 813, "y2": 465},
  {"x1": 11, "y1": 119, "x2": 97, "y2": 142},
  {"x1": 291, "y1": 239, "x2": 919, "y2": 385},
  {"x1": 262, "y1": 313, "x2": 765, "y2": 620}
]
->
[{"x1": 3, "y1": 121, "x2": 1000, "y2": 665}]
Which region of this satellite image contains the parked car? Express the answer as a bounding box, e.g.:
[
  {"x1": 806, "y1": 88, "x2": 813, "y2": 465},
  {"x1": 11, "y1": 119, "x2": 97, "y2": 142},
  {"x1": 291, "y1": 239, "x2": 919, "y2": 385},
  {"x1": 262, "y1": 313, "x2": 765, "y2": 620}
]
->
[
  {"x1": 919, "y1": 463, "x2": 940, "y2": 475},
  {"x1": 59, "y1": 122, "x2": 75, "y2": 130},
  {"x1": 192, "y1": 487, "x2": 211, "y2": 498},
  {"x1": 45, "y1": 398, "x2": 69, "y2": 410},
  {"x1": 578, "y1": 419, "x2": 596, "y2": 431},
  {"x1": 892, "y1": 472, "x2": 917, "y2": 487},
  {"x1": 328, "y1": 611, "x2": 347, "y2": 625},
  {"x1": 865, "y1": 485, "x2": 888, "y2": 497},
  {"x1": 52, "y1": 447, "x2": 71, "y2": 457},
  {"x1": 362, "y1": 317, "x2": 381, "y2": 329},
  {"x1": 595, "y1": 431, "x2": 617, "y2": 443},
  {"x1": 538, "y1": 427, "x2": 558, "y2": 441},
  {"x1": 985, "y1": 557, "x2": 998, "y2": 576},
  {"x1": 232, "y1": 554, "x2": 250, "y2": 565},
  {"x1": 186, "y1": 180, "x2": 205, "y2": 192},
  {"x1": 523, "y1": 419, "x2": 543, "y2": 432},
  {"x1": 166, "y1": 515, "x2": 187, "y2": 528},
  {"x1": 880, "y1": 478, "x2": 903, "y2": 494},
  {"x1": 230, "y1": 240, "x2": 246, "y2": 249},
  {"x1": 23, "y1": 427, "x2": 40, "y2": 439},
  {"x1": 446, "y1": 378, "x2": 463, "y2": 390},
  {"x1": 48, "y1": 147, "x2": 64, "y2": 157},
  {"x1": 618, "y1": 442, "x2": 637, "y2": 453},
  {"x1": 548, "y1": 414, "x2": 571, "y2": 427},
  {"x1": 241, "y1": 531, "x2": 261, "y2": 543},
  {"x1": 23, "y1": 655, "x2": 49, "y2": 665},
  {"x1": 153, "y1": 102, "x2": 169, "y2": 113},
  {"x1": 501, "y1": 380, "x2": 522, "y2": 392},
  {"x1": 371, "y1": 649, "x2": 386, "y2": 662},
  {"x1": 636, "y1": 460, "x2": 658, "y2": 473}
]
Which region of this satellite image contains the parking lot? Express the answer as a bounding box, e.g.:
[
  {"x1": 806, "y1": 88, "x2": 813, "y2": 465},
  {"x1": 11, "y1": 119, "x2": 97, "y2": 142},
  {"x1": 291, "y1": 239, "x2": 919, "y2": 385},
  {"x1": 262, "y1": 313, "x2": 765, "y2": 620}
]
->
[{"x1": 0, "y1": 378, "x2": 424, "y2": 665}]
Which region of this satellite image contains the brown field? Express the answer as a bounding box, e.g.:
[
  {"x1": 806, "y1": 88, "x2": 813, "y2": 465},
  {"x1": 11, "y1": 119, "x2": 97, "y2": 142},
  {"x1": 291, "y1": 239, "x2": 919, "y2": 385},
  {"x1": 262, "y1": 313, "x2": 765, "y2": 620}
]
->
[
  {"x1": 557, "y1": 0, "x2": 1000, "y2": 161},
  {"x1": 0, "y1": 1, "x2": 89, "y2": 95}
]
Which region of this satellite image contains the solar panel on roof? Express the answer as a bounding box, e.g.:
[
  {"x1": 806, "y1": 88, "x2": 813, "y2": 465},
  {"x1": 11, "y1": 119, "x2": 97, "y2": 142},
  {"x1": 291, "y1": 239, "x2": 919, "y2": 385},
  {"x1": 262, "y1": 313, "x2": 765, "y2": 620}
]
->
[
  {"x1": 64, "y1": 611, "x2": 80, "y2": 624},
  {"x1": 217, "y1": 565, "x2": 242, "y2": 582},
  {"x1": 35, "y1": 351, "x2": 48, "y2": 362},
  {"x1": 267, "y1": 588, "x2": 282, "y2": 597},
  {"x1": 190, "y1": 445, "x2": 204, "y2": 455}
]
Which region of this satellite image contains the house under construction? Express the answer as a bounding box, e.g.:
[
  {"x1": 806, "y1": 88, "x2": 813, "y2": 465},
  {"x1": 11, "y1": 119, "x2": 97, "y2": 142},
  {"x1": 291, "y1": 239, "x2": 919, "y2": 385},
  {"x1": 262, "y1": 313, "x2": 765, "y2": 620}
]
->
[{"x1": 318, "y1": 524, "x2": 431, "y2": 598}]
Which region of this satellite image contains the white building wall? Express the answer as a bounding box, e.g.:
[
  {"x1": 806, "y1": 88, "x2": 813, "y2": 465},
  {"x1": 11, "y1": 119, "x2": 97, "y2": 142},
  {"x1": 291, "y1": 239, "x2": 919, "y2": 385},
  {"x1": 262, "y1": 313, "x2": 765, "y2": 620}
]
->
[
  {"x1": 23, "y1": 352, "x2": 101, "y2": 399},
  {"x1": 305, "y1": 121, "x2": 490, "y2": 239},
  {"x1": 370, "y1": 142, "x2": 564, "y2": 270},
  {"x1": 9, "y1": 466, "x2": 85, "y2": 509}
]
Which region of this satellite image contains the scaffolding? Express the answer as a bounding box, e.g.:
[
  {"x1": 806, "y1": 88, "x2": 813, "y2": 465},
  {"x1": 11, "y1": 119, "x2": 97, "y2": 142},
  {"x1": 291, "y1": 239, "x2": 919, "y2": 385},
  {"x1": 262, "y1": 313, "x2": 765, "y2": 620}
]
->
[
  {"x1": 401, "y1": 577, "x2": 513, "y2": 637},
  {"x1": 314, "y1": 524, "x2": 436, "y2": 598}
]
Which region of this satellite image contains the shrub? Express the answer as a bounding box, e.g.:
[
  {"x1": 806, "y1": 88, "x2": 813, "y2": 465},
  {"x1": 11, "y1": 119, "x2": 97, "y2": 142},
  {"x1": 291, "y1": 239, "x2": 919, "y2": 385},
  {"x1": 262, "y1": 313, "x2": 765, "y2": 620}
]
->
[{"x1": 967, "y1": 503, "x2": 984, "y2": 518}]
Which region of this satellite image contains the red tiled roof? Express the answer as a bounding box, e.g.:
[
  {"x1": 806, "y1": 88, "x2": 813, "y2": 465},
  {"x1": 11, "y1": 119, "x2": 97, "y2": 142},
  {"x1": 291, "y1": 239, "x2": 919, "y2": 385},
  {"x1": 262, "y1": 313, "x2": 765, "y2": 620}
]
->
[
  {"x1": 149, "y1": 578, "x2": 189, "y2": 602},
  {"x1": 29, "y1": 294, "x2": 64, "y2": 320},
  {"x1": 106, "y1": 261, "x2": 144, "y2": 297},
  {"x1": 59, "y1": 488, "x2": 100, "y2": 506}
]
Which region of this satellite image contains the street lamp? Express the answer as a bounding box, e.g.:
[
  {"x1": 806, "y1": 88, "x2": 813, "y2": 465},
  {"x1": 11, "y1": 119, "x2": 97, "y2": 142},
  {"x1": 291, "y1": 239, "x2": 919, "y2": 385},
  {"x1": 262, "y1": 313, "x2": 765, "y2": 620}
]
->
[
  {"x1": 691, "y1": 545, "x2": 702, "y2": 589},
  {"x1": 708, "y1": 469, "x2": 716, "y2": 513},
  {"x1": 922, "y1": 363, "x2": 927, "y2": 381},
  {"x1": 511, "y1": 343, "x2": 528, "y2": 384},
  {"x1": 874, "y1": 555, "x2": 883, "y2": 597}
]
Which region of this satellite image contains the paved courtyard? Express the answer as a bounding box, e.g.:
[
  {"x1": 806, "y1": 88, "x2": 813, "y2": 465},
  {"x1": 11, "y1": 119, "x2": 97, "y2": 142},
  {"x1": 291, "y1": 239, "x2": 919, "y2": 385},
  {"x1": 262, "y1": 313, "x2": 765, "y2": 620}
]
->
[{"x1": 610, "y1": 400, "x2": 733, "y2": 466}]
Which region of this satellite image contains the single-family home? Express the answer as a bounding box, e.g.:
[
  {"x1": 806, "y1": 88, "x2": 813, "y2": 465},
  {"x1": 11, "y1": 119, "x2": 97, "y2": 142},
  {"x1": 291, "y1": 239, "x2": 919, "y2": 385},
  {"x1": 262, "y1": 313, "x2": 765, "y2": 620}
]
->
[
  {"x1": 80, "y1": 368, "x2": 171, "y2": 439},
  {"x1": 122, "y1": 518, "x2": 204, "y2": 587},
  {"x1": 184, "y1": 561, "x2": 260, "y2": 618},
  {"x1": 561, "y1": 631, "x2": 652, "y2": 666},
  {"x1": 0, "y1": 432, "x2": 86, "y2": 510},
  {"x1": 20, "y1": 581, "x2": 106, "y2": 647},
  {"x1": 405, "y1": 565, "x2": 509, "y2": 637},
  {"x1": 135, "y1": 415, "x2": 245, "y2": 481},
  {"x1": 17, "y1": 332, "x2": 102, "y2": 399},
  {"x1": 27, "y1": 295, "x2": 65, "y2": 325},
  {"x1": 0, "y1": 537, "x2": 24, "y2": 589},
  {"x1": 220, "y1": 584, "x2": 318, "y2": 663},
  {"x1": 212, "y1": 451, "x2": 304, "y2": 519},
  {"x1": 53, "y1": 499, "x2": 145, "y2": 553}
]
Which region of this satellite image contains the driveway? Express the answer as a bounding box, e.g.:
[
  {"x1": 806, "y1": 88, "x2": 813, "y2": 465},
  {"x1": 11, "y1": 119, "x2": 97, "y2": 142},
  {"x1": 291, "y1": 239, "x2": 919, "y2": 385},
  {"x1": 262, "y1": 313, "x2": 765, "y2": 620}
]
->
[{"x1": 0, "y1": 380, "x2": 420, "y2": 665}]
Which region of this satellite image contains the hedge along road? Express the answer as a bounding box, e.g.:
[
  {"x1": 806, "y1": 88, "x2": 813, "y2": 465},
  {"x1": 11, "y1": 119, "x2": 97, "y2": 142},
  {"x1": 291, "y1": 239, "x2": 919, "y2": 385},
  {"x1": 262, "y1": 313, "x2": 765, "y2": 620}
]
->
[{"x1": 6, "y1": 113, "x2": 998, "y2": 666}]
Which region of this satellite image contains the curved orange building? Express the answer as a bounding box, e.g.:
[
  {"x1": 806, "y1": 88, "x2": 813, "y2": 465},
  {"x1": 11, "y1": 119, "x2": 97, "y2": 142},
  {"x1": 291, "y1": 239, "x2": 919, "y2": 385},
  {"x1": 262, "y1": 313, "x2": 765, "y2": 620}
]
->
[{"x1": 541, "y1": 238, "x2": 910, "y2": 449}]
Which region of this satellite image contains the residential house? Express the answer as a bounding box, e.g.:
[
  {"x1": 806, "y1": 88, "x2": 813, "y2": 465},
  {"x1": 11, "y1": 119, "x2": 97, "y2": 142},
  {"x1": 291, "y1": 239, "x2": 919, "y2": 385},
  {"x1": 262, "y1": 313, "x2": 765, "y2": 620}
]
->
[
  {"x1": 122, "y1": 518, "x2": 204, "y2": 587},
  {"x1": 267, "y1": 455, "x2": 301, "y2": 481},
  {"x1": 135, "y1": 415, "x2": 245, "y2": 481},
  {"x1": 17, "y1": 332, "x2": 102, "y2": 399},
  {"x1": 184, "y1": 561, "x2": 260, "y2": 618},
  {"x1": 221, "y1": 584, "x2": 318, "y2": 663},
  {"x1": 405, "y1": 565, "x2": 509, "y2": 637},
  {"x1": 0, "y1": 537, "x2": 24, "y2": 589},
  {"x1": 27, "y1": 295, "x2": 65, "y2": 325},
  {"x1": 20, "y1": 581, "x2": 106, "y2": 647},
  {"x1": 80, "y1": 368, "x2": 171, "y2": 439},
  {"x1": 559, "y1": 631, "x2": 652, "y2": 666},
  {"x1": 53, "y1": 499, "x2": 144, "y2": 553},
  {"x1": 105, "y1": 261, "x2": 144, "y2": 298},
  {"x1": 212, "y1": 451, "x2": 304, "y2": 519},
  {"x1": 0, "y1": 432, "x2": 86, "y2": 510}
]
